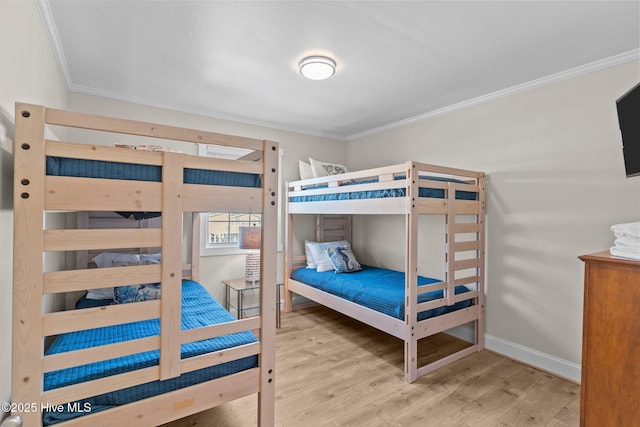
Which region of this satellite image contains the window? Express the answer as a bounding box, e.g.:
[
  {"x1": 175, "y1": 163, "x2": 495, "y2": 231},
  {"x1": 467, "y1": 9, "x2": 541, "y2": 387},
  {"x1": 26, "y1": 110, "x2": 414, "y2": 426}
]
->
[
  {"x1": 198, "y1": 143, "x2": 283, "y2": 256},
  {"x1": 206, "y1": 212, "x2": 261, "y2": 245}
]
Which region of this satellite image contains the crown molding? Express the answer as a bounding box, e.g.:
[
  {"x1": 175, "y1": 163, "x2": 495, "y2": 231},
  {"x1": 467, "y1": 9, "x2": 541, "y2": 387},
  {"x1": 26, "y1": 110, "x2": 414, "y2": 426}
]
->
[
  {"x1": 348, "y1": 49, "x2": 640, "y2": 141},
  {"x1": 36, "y1": 0, "x2": 72, "y2": 90}
]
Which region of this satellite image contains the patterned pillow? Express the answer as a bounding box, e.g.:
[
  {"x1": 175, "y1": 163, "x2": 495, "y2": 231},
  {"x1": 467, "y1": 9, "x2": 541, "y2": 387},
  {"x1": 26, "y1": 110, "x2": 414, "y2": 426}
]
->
[
  {"x1": 309, "y1": 158, "x2": 348, "y2": 178},
  {"x1": 327, "y1": 245, "x2": 362, "y2": 273},
  {"x1": 115, "y1": 283, "x2": 161, "y2": 304}
]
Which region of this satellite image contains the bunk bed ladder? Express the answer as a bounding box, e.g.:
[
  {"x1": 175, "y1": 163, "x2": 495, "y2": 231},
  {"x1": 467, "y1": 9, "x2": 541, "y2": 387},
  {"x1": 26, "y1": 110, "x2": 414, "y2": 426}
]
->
[
  {"x1": 316, "y1": 214, "x2": 352, "y2": 243},
  {"x1": 444, "y1": 175, "x2": 486, "y2": 349}
]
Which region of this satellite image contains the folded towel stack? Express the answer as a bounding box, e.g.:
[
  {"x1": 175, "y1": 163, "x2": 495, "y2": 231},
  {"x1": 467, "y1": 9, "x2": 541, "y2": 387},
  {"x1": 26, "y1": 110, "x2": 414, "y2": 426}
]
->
[{"x1": 610, "y1": 222, "x2": 640, "y2": 260}]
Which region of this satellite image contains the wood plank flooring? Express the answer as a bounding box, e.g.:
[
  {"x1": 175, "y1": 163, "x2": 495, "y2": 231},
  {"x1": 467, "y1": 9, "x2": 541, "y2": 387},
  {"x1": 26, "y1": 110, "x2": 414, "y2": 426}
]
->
[{"x1": 162, "y1": 306, "x2": 580, "y2": 427}]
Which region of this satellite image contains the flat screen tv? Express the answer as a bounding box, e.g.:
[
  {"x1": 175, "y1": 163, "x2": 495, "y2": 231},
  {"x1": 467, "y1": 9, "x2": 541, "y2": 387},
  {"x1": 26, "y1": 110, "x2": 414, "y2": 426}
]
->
[{"x1": 616, "y1": 81, "x2": 640, "y2": 178}]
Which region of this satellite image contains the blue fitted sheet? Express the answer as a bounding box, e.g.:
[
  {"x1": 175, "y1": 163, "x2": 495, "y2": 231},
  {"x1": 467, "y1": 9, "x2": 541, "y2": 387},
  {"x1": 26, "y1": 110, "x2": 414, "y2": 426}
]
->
[
  {"x1": 291, "y1": 265, "x2": 473, "y2": 321},
  {"x1": 43, "y1": 280, "x2": 258, "y2": 425},
  {"x1": 46, "y1": 156, "x2": 261, "y2": 187},
  {"x1": 290, "y1": 176, "x2": 476, "y2": 203}
]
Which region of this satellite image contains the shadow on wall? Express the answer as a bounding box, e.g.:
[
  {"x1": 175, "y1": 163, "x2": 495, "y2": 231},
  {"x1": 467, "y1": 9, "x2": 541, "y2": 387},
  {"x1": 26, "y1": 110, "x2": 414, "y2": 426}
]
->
[{"x1": 0, "y1": 106, "x2": 14, "y2": 212}]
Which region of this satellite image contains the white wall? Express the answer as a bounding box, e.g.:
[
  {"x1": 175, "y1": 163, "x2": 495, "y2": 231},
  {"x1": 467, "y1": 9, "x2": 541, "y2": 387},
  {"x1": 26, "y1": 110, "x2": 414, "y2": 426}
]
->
[
  {"x1": 0, "y1": 0, "x2": 69, "y2": 409},
  {"x1": 68, "y1": 92, "x2": 346, "y2": 302},
  {"x1": 347, "y1": 61, "x2": 640, "y2": 379}
]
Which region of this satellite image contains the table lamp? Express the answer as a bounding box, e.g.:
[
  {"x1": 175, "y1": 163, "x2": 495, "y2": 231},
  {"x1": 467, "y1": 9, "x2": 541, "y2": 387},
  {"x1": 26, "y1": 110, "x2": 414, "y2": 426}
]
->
[{"x1": 239, "y1": 226, "x2": 261, "y2": 282}]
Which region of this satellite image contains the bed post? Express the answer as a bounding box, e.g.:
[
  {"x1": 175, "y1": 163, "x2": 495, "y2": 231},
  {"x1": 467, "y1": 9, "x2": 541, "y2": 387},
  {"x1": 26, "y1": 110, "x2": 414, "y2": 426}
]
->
[
  {"x1": 477, "y1": 173, "x2": 486, "y2": 350},
  {"x1": 159, "y1": 152, "x2": 184, "y2": 380},
  {"x1": 405, "y1": 161, "x2": 419, "y2": 383},
  {"x1": 12, "y1": 103, "x2": 46, "y2": 427},
  {"x1": 258, "y1": 140, "x2": 279, "y2": 426},
  {"x1": 284, "y1": 186, "x2": 294, "y2": 313},
  {"x1": 191, "y1": 212, "x2": 201, "y2": 282}
]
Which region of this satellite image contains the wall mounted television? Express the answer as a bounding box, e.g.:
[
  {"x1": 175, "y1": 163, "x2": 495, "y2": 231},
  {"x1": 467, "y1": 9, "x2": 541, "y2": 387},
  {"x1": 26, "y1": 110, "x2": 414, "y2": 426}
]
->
[{"x1": 616, "y1": 81, "x2": 640, "y2": 178}]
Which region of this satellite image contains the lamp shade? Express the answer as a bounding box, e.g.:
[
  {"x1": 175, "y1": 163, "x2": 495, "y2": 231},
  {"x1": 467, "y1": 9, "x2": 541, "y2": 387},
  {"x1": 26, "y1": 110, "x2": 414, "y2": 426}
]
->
[{"x1": 238, "y1": 226, "x2": 261, "y2": 250}]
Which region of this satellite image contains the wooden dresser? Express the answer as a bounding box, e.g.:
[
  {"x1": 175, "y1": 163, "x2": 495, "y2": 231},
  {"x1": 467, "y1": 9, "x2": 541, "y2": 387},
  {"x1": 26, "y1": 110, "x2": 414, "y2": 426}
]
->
[{"x1": 579, "y1": 251, "x2": 640, "y2": 426}]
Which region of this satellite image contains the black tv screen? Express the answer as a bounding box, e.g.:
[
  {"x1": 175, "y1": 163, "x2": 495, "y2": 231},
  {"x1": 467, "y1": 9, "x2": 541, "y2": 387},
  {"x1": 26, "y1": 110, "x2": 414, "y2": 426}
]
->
[{"x1": 616, "y1": 81, "x2": 640, "y2": 178}]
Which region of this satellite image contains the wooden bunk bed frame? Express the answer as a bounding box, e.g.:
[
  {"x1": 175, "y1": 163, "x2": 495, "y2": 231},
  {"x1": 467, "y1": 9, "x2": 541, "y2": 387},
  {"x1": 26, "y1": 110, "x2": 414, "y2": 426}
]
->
[
  {"x1": 284, "y1": 161, "x2": 486, "y2": 383},
  {"x1": 12, "y1": 103, "x2": 279, "y2": 426}
]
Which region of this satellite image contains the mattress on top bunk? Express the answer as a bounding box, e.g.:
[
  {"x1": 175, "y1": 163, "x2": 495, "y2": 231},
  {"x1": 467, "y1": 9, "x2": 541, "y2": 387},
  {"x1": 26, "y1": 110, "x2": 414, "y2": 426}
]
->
[
  {"x1": 290, "y1": 265, "x2": 473, "y2": 321},
  {"x1": 46, "y1": 156, "x2": 261, "y2": 187},
  {"x1": 290, "y1": 176, "x2": 476, "y2": 203},
  {"x1": 43, "y1": 280, "x2": 258, "y2": 425}
]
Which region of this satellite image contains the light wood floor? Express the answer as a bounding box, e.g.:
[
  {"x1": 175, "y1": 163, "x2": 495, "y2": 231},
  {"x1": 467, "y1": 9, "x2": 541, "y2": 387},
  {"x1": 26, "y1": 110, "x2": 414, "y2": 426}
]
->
[{"x1": 163, "y1": 306, "x2": 580, "y2": 427}]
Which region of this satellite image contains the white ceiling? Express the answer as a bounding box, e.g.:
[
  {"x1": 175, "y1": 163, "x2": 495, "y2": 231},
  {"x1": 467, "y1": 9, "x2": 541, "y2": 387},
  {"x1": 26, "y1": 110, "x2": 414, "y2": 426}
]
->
[{"x1": 40, "y1": 1, "x2": 640, "y2": 140}]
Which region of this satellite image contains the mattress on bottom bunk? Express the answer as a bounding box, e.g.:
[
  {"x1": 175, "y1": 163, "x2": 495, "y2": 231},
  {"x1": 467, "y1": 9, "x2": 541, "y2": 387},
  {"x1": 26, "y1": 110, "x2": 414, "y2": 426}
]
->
[
  {"x1": 290, "y1": 175, "x2": 477, "y2": 203},
  {"x1": 43, "y1": 280, "x2": 258, "y2": 425},
  {"x1": 291, "y1": 265, "x2": 473, "y2": 321},
  {"x1": 46, "y1": 156, "x2": 261, "y2": 187}
]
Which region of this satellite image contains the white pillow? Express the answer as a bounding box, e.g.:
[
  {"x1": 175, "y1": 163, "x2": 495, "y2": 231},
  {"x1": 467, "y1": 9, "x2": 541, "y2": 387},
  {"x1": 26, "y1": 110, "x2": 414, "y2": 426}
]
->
[
  {"x1": 306, "y1": 240, "x2": 350, "y2": 272},
  {"x1": 299, "y1": 161, "x2": 313, "y2": 180},
  {"x1": 304, "y1": 240, "x2": 317, "y2": 268},
  {"x1": 309, "y1": 158, "x2": 348, "y2": 178}
]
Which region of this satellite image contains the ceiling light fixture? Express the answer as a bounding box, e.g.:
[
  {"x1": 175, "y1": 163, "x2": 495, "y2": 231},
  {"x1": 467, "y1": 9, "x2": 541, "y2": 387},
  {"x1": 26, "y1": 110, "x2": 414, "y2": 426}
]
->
[{"x1": 299, "y1": 56, "x2": 336, "y2": 80}]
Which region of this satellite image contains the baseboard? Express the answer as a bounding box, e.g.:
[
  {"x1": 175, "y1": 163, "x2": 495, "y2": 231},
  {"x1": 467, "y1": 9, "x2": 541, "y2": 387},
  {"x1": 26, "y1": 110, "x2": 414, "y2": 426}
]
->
[{"x1": 485, "y1": 334, "x2": 581, "y2": 383}]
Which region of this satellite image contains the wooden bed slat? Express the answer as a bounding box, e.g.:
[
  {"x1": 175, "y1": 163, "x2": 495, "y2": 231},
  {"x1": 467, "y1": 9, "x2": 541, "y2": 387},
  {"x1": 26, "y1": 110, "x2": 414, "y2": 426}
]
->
[
  {"x1": 415, "y1": 306, "x2": 479, "y2": 339},
  {"x1": 44, "y1": 228, "x2": 161, "y2": 251},
  {"x1": 289, "y1": 197, "x2": 407, "y2": 215},
  {"x1": 181, "y1": 317, "x2": 261, "y2": 344},
  {"x1": 45, "y1": 176, "x2": 162, "y2": 211},
  {"x1": 452, "y1": 240, "x2": 480, "y2": 252},
  {"x1": 453, "y1": 223, "x2": 480, "y2": 233},
  {"x1": 43, "y1": 336, "x2": 160, "y2": 373},
  {"x1": 288, "y1": 178, "x2": 407, "y2": 198},
  {"x1": 43, "y1": 365, "x2": 161, "y2": 406},
  {"x1": 182, "y1": 184, "x2": 262, "y2": 213},
  {"x1": 180, "y1": 342, "x2": 260, "y2": 375},
  {"x1": 414, "y1": 161, "x2": 484, "y2": 179},
  {"x1": 417, "y1": 298, "x2": 447, "y2": 313},
  {"x1": 288, "y1": 163, "x2": 407, "y2": 188},
  {"x1": 43, "y1": 264, "x2": 161, "y2": 294},
  {"x1": 46, "y1": 140, "x2": 163, "y2": 165},
  {"x1": 454, "y1": 258, "x2": 480, "y2": 271},
  {"x1": 455, "y1": 275, "x2": 481, "y2": 287},
  {"x1": 43, "y1": 300, "x2": 161, "y2": 336},
  {"x1": 53, "y1": 369, "x2": 260, "y2": 427},
  {"x1": 183, "y1": 155, "x2": 262, "y2": 174},
  {"x1": 45, "y1": 106, "x2": 264, "y2": 151}
]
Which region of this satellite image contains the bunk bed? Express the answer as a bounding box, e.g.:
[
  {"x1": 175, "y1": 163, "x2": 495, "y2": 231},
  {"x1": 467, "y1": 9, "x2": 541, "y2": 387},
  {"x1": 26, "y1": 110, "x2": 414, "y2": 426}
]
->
[
  {"x1": 12, "y1": 103, "x2": 279, "y2": 426},
  {"x1": 285, "y1": 161, "x2": 485, "y2": 383}
]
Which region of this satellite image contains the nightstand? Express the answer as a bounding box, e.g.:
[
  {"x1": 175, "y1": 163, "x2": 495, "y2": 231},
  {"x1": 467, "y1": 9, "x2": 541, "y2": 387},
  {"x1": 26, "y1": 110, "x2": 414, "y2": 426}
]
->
[{"x1": 223, "y1": 278, "x2": 282, "y2": 328}]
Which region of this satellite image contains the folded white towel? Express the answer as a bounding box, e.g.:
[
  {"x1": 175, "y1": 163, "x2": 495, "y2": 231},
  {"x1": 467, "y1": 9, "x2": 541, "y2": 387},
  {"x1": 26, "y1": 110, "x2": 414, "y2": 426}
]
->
[
  {"x1": 614, "y1": 236, "x2": 640, "y2": 248},
  {"x1": 610, "y1": 245, "x2": 640, "y2": 260},
  {"x1": 611, "y1": 222, "x2": 640, "y2": 239}
]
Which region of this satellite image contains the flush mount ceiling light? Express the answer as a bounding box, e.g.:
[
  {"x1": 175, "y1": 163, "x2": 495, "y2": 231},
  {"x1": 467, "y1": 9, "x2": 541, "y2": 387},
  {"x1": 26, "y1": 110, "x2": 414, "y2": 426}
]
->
[{"x1": 299, "y1": 56, "x2": 336, "y2": 80}]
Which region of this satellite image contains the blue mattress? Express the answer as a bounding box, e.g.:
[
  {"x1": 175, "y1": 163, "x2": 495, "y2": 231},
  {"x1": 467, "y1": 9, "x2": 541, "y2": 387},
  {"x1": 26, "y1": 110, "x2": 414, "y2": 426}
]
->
[
  {"x1": 43, "y1": 280, "x2": 258, "y2": 425},
  {"x1": 46, "y1": 156, "x2": 261, "y2": 188},
  {"x1": 290, "y1": 176, "x2": 476, "y2": 203},
  {"x1": 291, "y1": 265, "x2": 473, "y2": 321}
]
